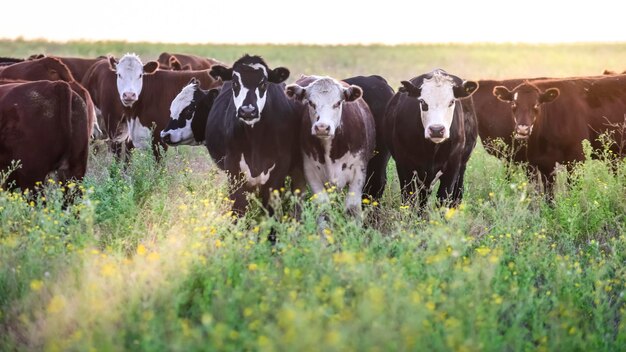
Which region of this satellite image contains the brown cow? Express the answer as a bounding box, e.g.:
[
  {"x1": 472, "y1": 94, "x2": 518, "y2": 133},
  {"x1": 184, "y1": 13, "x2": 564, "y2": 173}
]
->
[
  {"x1": 286, "y1": 75, "x2": 375, "y2": 218},
  {"x1": 492, "y1": 75, "x2": 626, "y2": 190},
  {"x1": 0, "y1": 57, "x2": 98, "y2": 137},
  {"x1": 0, "y1": 81, "x2": 89, "y2": 190},
  {"x1": 157, "y1": 52, "x2": 222, "y2": 70}
]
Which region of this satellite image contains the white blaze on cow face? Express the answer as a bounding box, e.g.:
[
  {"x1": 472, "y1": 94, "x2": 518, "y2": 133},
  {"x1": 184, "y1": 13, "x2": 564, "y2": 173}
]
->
[
  {"x1": 418, "y1": 73, "x2": 457, "y2": 143},
  {"x1": 287, "y1": 77, "x2": 362, "y2": 139},
  {"x1": 231, "y1": 64, "x2": 269, "y2": 127},
  {"x1": 160, "y1": 83, "x2": 197, "y2": 145},
  {"x1": 114, "y1": 54, "x2": 146, "y2": 107}
]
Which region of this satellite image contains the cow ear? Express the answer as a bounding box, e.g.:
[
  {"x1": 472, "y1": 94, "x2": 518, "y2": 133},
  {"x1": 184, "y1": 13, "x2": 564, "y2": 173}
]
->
[
  {"x1": 539, "y1": 88, "x2": 560, "y2": 104},
  {"x1": 454, "y1": 80, "x2": 479, "y2": 98},
  {"x1": 210, "y1": 65, "x2": 233, "y2": 81},
  {"x1": 493, "y1": 86, "x2": 514, "y2": 102},
  {"x1": 188, "y1": 77, "x2": 200, "y2": 86},
  {"x1": 285, "y1": 84, "x2": 306, "y2": 101},
  {"x1": 343, "y1": 85, "x2": 362, "y2": 102},
  {"x1": 603, "y1": 69, "x2": 616, "y2": 75},
  {"x1": 401, "y1": 81, "x2": 420, "y2": 97},
  {"x1": 108, "y1": 56, "x2": 118, "y2": 71},
  {"x1": 143, "y1": 61, "x2": 159, "y2": 74},
  {"x1": 170, "y1": 58, "x2": 182, "y2": 71},
  {"x1": 269, "y1": 67, "x2": 290, "y2": 83}
]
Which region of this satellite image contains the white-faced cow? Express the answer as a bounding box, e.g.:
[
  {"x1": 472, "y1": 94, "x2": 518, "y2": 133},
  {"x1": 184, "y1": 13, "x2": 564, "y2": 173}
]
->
[
  {"x1": 385, "y1": 69, "x2": 479, "y2": 208},
  {"x1": 285, "y1": 75, "x2": 375, "y2": 218},
  {"x1": 160, "y1": 78, "x2": 220, "y2": 146},
  {"x1": 206, "y1": 55, "x2": 304, "y2": 230}
]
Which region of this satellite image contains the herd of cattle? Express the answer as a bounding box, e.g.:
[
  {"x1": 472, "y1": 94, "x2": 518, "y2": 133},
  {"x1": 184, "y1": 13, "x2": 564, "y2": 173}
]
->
[{"x1": 1, "y1": 52, "x2": 626, "y2": 220}]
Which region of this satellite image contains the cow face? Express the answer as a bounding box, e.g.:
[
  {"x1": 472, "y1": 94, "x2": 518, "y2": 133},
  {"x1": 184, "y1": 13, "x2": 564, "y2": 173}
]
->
[
  {"x1": 210, "y1": 55, "x2": 289, "y2": 127},
  {"x1": 161, "y1": 78, "x2": 219, "y2": 146},
  {"x1": 493, "y1": 84, "x2": 560, "y2": 140},
  {"x1": 286, "y1": 77, "x2": 362, "y2": 139},
  {"x1": 109, "y1": 54, "x2": 158, "y2": 107},
  {"x1": 401, "y1": 70, "x2": 478, "y2": 143}
]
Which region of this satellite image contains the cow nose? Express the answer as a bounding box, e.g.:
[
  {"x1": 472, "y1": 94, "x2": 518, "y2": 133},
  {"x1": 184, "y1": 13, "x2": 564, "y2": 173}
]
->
[
  {"x1": 314, "y1": 123, "x2": 331, "y2": 135},
  {"x1": 238, "y1": 106, "x2": 257, "y2": 119},
  {"x1": 123, "y1": 92, "x2": 136, "y2": 101},
  {"x1": 428, "y1": 124, "x2": 445, "y2": 138},
  {"x1": 517, "y1": 125, "x2": 530, "y2": 134}
]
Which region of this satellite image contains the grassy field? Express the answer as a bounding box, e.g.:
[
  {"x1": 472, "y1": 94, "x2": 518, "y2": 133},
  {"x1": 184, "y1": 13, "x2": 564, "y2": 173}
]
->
[{"x1": 1, "y1": 39, "x2": 626, "y2": 351}]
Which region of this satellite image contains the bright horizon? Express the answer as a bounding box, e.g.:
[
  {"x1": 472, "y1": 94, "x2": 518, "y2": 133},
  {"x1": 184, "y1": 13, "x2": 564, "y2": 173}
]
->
[{"x1": 4, "y1": 1, "x2": 626, "y2": 45}]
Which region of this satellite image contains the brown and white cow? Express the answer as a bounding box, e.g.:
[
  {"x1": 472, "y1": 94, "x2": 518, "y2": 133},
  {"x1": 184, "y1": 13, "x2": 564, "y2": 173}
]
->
[
  {"x1": 286, "y1": 75, "x2": 375, "y2": 218},
  {"x1": 385, "y1": 69, "x2": 478, "y2": 208},
  {"x1": 0, "y1": 81, "x2": 89, "y2": 190},
  {"x1": 492, "y1": 75, "x2": 626, "y2": 189}
]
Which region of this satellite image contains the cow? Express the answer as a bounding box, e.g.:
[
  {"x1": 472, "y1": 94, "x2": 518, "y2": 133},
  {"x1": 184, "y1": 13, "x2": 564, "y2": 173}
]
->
[
  {"x1": 90, "y1": 54, "x2": 222, "y2": 158},
  {"x1": 206, "y1": 55, "x2": 304, "y2": 228},
  {"x1": 285, "y1": 75, "x2": 375, "y2": 218},
  {"x1": 157, "y1": 52, "x2": 222, "y2": 71},
  {"x1": 160, "y1": 78, "x2": 220, "y2": 146},
  {"x1": 0, "y1": 57, "x2": 25, "y2": 67},
  {"x1": 0, "y1": 80, "x2": 89, "y2": 190},
  {"x1": 343, "y1": 75, "x2": 395, "y2": 200},
  {"x1": 492, "y1": 75, "x2": 626, "y2": 191},
  {"x1": 0, "y1": 57, "x2": 98, "y2": 138},
  {"x1": 82, "y1": 58, "x2": 129, "y2": 155},
  {"x1": 384, "y1": 69, "x2": 478, "y2": 209}
]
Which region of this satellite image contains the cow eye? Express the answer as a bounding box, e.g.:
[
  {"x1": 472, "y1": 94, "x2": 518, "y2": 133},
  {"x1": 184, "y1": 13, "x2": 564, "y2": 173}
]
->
[
  {"x1": 139, "y1": 74, "x2": 143, "y2": 78},
  {"x1": 309, "y1": 101, "x2": 316, "y2": 109},
  {"x1": 448, "y1": 100, "x2": 455, "y2": 107},
  {"x1": 418, "y1": 99, "x2": 429, "y2": 111},
  {"x1": 333, "y1": 101, "x2": 341, "y2": 109},
  {"x1": 117, "y1": 73, "x2": 122, "y2": 79}
]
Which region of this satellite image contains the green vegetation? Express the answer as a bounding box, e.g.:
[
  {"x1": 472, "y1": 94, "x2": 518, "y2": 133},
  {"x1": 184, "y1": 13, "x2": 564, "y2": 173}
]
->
[{"x1": 1, "y1": 40, "x2": 626, "y2": 351}]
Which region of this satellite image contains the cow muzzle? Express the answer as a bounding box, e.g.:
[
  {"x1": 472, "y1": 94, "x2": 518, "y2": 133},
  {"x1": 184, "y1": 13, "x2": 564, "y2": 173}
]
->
[
  {"x1": 514, "y1": 125, "x2": 532, "y2": 139},
  {"x1": 313, "y1": 122, "x2": 333, "y2": 139},
  {"x1": 427, "y1": 124, "x2": 447, "y2": 143},
  {"x1": 238, "y1": 105, "x2": 258, "y2": 122},
  {"x1": 122, "y1": 92, "x2": 137, "y2": 107}
]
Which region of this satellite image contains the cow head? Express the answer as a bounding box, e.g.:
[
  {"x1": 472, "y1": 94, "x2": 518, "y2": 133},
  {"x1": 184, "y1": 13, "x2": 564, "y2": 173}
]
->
[
  {"x1": 401, "y1": 69, "x2": 478, "y2": 143},
  {"x1": 286, "y1": 76, "x2": 362, "y2": 139},
  {"x1": 160, "y1": 77, "x2": 220, "y2": 146},
  {"x1": 493, "y1": 83, "x2": 560, "y2": 140},
  {"x1": 209, "y1": 54, "x2": 289, "y2": 127},
  {"x1": 108, "y1": 53, "x2": 158, "y2": 107}
]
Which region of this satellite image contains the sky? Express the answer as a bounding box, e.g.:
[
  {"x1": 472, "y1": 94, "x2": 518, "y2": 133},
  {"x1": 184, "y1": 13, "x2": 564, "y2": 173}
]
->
[{"x1": 3, "y1": 0, "x2": 626, "y2": 44}]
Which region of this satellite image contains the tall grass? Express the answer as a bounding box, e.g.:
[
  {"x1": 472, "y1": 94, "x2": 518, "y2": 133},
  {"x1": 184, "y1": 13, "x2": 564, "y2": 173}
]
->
[{"x1": 0, "y1": 40, "x2": 626, "y2": 350}]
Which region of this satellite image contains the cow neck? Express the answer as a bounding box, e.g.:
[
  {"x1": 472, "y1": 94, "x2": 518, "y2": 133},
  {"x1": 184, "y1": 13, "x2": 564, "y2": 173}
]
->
[{"x1": 191, "y1": 94, "x2": 210, "y2": 143}]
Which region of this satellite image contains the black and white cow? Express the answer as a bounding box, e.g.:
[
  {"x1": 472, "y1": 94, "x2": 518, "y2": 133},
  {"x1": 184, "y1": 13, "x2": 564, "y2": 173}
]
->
[
  {"x1": 343, "y1": 75, "x2": 394, "y2": 200},
  {"x1": 286, "y1": 75, "x2": 375, "y2": 218},
  {"x1": 385, "y1": 69, "x2": 478, "y2": 208},
  {"x1": 206, "y1": 55, "x2": 305, "y2": 219},
  {"x1": 160, "y1": 78, "x2": 220, "y2": 146}
]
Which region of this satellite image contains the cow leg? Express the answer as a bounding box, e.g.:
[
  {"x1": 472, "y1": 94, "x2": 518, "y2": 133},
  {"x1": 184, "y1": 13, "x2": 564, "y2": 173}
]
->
[
  {"x1": 289, "y1": 165, "x2": 307, "y2": 220},
  {"x1": 450, "y1": 163, "x2": 468, "y2": 206},
  {"x1": 346, "y1": 168, "x2": 366, "y2": 220},
  {"x1": 437, "y1": 166, "x2": 461, "y2": 208},
  {"x1": 363, "y1": 150, "x2": 390, "y2": 200},
  {"x1": 229, "y1": 184, "x2": 249, "y2": 218}
]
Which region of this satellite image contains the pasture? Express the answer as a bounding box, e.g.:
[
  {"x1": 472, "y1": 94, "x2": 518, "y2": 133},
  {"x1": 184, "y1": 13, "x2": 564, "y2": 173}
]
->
[{"x1": 1, "y1": 39, "x2": 626, "y2": 351}]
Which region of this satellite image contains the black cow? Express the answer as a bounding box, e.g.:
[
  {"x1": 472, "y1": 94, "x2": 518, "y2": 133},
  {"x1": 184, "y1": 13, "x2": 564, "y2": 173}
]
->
[
  {"x1": 206, "y1": 55, "x2": 305, "y2": 222},
  {"x1": 384, "y1": 69, "x2": 478, "y2": 208}
]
